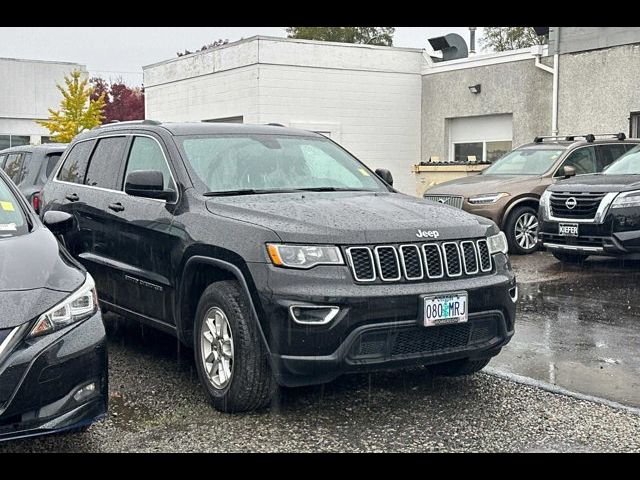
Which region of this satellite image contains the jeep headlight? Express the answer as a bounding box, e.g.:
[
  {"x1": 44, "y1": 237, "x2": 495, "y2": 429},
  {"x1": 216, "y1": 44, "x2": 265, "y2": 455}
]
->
[
  {"x1": 267, "y1": 244, "x2": 344, "y2": 269},
  {"x1": 468, "y1": 192, "x2": 509, "y2": 205},
  {"x1": 28, "y1": 273, "x2": 98, "y2": 338},
  {"x1": 487, "y1": 231, "x2": 509, "y2": 255},
  {"x1": 611, "y1": 190, "x2": 640, "y2": 209}
]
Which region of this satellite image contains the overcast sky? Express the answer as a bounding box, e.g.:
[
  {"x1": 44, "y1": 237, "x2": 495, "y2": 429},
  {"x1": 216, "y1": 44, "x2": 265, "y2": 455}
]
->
[{"x1": 0, "y1": 27, "x2": 483, "y2": 86}]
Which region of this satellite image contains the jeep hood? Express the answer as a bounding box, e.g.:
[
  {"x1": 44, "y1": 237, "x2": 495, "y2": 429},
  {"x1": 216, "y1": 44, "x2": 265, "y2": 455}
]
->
[
  {"x1": 0, "y1": 227, "x2": 85, "y2": 328},
  {"x1": 206, "y1": 191, "x2": 495, "y2": 244}
]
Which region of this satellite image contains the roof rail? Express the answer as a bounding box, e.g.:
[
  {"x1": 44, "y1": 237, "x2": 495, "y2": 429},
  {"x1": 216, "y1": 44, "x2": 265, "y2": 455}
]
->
[
  {"x1": 534, "y1": 132, "x2": 627, "y2": 143},
  {"x1": 266, "y1": 123, "x2": 285, "y2": 127},
  {"x1": 94, "y1": 119, "x2": 162, "y2": 129}
]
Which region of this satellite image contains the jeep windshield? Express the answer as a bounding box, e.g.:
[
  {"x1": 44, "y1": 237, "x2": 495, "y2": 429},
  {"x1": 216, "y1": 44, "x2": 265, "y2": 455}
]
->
[
  {"x1": 0, "y1": 175, "x2": 28, "y2": 238},
  {"x1": 481, "y1": 147, "x2": 564, "y2": 175},
  {"x1": 176, "y1": 134, "x2": 388, "y2": 195},
  {"x1": 602, "y1": 145, "x2": 640, "y2": 175}
]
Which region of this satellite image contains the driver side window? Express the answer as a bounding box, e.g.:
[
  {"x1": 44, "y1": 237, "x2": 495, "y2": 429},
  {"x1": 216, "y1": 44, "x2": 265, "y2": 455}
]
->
[
  {"x1": 556, "y1": 147, "x2": 596, "y2": 177},
  {"x1": 124, "y1": 136, "x2": 175, "y2": 191}
]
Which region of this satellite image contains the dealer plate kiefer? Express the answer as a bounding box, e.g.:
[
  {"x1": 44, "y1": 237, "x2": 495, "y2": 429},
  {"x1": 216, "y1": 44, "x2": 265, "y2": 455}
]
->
[
  {"x1": 559, "y1": 223, "x2": 579, "y2": 237},
  {"x1": 423, "y1": 292, "x2": 468, "y2": 327}
]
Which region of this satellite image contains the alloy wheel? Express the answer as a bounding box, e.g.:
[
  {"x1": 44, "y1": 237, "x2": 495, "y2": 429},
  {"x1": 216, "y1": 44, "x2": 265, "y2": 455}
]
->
[
  {"x1": 514, "y1": 212, "x2": 539, "y2": 251},
  {"x1": 200, "y1": 307, "x2": 234, "y2": 389}
]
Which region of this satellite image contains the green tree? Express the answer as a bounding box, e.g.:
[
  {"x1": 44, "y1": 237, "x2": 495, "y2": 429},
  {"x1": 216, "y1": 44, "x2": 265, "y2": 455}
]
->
[
  {"x1": 37, "y1": 69, "x2": 106, "y2": 143},
  {"x1": 286, "y1": 27, "x2": 395, "y2": 46},
  {"x1": 480, "y1": 27, "x2": 547, "y2": 52}
]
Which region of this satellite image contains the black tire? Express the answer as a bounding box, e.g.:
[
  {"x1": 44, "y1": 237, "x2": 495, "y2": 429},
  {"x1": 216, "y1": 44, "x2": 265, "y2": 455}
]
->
[
  {"x1": 193, "y1": 281, "x2": 275, "y2": 413},
  {"x1": 504, "y1": 205, "x2": 540, "y2": 255},
  {"x1": 552, "y1": 251, "x2": 589, "y2": 264},
  {"x1": 432, "y1": 357, "x2": 491, "y2": 377}
]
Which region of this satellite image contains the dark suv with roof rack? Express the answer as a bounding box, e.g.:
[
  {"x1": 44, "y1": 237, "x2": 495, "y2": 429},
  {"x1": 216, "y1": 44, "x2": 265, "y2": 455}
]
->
[
  {"x1": 40, "y1": 120, "x2": 517, "y2": 412},
  {"x1": 539, "y1": 143, "x2": 640, "y2": 263},
  {"x1": 424, "y1": 134, "x2": 639, "y2": 255}
]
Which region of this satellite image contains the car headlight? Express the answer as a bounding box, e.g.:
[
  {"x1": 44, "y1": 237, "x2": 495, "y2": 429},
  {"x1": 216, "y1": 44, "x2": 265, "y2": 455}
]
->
[
  {"x1": 539, "y1": 190, "x2": 552, "y2": 220},
  {"x1": 611, "y1": 190, "x2": 640, "y2": 209},
  {"x1": 266, "y1": 244, "x2": 344, "y2": 269},
  {"x1": 468, "y1": 193, "x2": 509, "y2": 205},
  {"x1": 487, "y1": 231, "x2": 509, "y2": 255},
  {"x1": 28, "y1": 273, "x2": 98, "y2": 338}
]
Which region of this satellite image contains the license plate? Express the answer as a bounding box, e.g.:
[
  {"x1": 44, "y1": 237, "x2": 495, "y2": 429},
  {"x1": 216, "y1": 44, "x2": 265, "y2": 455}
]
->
[
  {"x1": 559, "y1": 223, "x2": 579, "y2": 237},
  {"x1": 422, "y1": 292, "x2": 468, "y2": 327}
]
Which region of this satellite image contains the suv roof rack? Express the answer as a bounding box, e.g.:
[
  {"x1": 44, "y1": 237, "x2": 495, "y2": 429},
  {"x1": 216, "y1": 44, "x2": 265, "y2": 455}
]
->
[
  {"x1": 534, "y1": 132, "x2": 627, "y2": 143},
  {"x1": 94, "y1": 119, "x2": 162, "y2": 129}
]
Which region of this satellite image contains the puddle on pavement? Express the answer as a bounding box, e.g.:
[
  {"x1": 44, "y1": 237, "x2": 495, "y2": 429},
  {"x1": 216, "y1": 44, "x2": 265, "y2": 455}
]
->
[
  {"x1": 493, "y1": 255, "x2": 640, "y2": 408},
  {"x1": 108, "y1": 392, "x2": 157, "y2": 431}
]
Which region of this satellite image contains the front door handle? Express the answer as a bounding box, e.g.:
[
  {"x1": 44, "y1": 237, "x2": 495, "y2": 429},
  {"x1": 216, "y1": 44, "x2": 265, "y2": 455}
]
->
[
  {"x1": 108, "y1": 202, "x2": 125, "y2": 212},
  {"x1": 65, "y1": 193, "x2": 79, "y2": 202}
]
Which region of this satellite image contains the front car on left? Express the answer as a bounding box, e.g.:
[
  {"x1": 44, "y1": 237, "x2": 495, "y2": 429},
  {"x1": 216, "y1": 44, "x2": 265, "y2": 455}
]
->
[{"x1": 0, "y1": 168, "x2": 107, "y2": 442}]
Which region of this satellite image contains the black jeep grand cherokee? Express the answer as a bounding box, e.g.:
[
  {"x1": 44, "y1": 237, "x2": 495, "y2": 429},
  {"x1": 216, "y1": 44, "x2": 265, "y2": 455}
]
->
[
  {"x1": 540, "y1": 144, "x2": 640, "y2": 263},
  {"x1": 41, "y1": 121, "x2": 517, "y2": 412}
]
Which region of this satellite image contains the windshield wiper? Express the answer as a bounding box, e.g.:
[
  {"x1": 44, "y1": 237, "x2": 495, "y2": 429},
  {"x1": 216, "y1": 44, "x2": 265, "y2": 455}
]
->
[
  {"x1": 203, "y1": 189, "x2": 298, "y2": 197},
  {"x1": 294, "y1": 187, "x2": 375, "y2": 192}
]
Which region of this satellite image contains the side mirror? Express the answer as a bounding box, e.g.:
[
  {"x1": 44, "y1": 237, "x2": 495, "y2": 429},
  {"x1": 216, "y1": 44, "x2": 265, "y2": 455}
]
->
[
  {"x1": 125, "y1": 170, "x2": 175, "y2": 201},
  {"x1": 375, "y1": 168, "x2": 394, "y2": 187},
  {"x1": 43, "y1": 210, "x2": 73, "y2": 235},
  {"x1": 561, "y1": 165, "x2": 576, "y2": 178}
]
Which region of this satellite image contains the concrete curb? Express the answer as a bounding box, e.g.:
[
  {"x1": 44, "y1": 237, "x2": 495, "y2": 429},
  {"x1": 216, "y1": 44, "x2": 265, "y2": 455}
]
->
[{"x1": 484, "y1": 367, "x2": 640, "y2": 417}]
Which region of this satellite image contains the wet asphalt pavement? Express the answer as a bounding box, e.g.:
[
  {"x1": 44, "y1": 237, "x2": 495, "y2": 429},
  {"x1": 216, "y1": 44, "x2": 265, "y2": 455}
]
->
[
  {"x1": 1, "y1": 250, "x2": 639, "y2": 452},
  {"x1": 493, "y1": 252, "x2": 640, "y2": 409}
]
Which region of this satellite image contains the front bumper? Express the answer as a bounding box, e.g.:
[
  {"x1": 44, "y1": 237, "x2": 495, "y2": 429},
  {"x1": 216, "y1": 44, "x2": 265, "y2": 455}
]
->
[
  {"x1": 0, "y1": 313, "x2": 108, "y2": 442},
  {"x1": 249, "y1": 253, "x2": 516, "y2": 387},
  {"x1": 539, "y1": 210, "x2": 640, "y2": 256}
]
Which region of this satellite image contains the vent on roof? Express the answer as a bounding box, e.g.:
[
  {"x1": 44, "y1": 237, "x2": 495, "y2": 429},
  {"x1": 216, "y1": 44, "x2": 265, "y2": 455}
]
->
[{"x1": 428, "y1": 33, "x2": 469, "y2": 62}]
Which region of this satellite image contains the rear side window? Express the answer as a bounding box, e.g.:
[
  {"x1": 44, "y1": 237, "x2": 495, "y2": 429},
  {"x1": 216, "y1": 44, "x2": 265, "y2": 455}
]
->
[
  {"x1": 57, "y1": 141, "x2": 94, "y2": 184},
  {"x1": 0, "y1": 155, "x2": 6, "y2": 170},
  {"x1": 3, "y1": 153, "x2": 28, "y2": 184},
  {"x1": 595, "y1": 144, "x2": 637, "y2": 171},
  {"x1": 123, "y1": 136, "x2": 175, "y2": 191},
  {"x1": 84, "y1": 137, "x2": 128, "y2": 189},
  {"x1": 44, "y1": 152, "x2": 63, "y2": 178}
]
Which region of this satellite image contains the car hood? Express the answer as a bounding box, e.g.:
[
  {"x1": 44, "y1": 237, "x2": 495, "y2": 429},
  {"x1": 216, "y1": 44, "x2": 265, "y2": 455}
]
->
[
  {"x1": 206, "y1": 191, "x2": 495, "y2": 244},
  {"x1": 549, "y1": 174, "x2": 640, "y2": 193},
  {"x1": 426, "y1": 174, "x2": 540, "y2": 196},
  {"x1": 0, "y1": 227, "x2": 85, "y2": 328}
]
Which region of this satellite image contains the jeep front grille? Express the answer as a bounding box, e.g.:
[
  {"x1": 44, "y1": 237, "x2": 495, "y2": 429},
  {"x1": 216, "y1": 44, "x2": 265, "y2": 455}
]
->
[
  {"x1": 550, "y1": 192, "x2": 606, "y2": 220},
  {"x1": 345, "y1": 239, "x2": 493, "y2": 283},
  {"x1": 424, "y1": 195, "x2": 464, "y2": 209}
]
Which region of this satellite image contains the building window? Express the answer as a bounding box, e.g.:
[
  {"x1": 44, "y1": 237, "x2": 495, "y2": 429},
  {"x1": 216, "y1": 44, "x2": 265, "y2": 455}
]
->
[
  {"x1": 630, "y1": 112, "x2": 640, "y2": 138},
  {"x1": 454, "y1": 142, "x2": 483, "y2": 162},
  {"x1": 0, "y1": 134, "x2": 31, "y2": 149},
  {"x1": 486, "y1": 140, "x2": 512, "y2": 162},
  {"x1": 453, "y1": 140, "x2": 512, "y2": 163}
]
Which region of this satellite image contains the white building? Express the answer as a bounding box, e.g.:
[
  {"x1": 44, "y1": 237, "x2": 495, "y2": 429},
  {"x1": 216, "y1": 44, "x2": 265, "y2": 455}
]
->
[
  {"x1": 0, "y1": 57, "x2": 87, "y2": 149},
  {"x1": 143, "y1": 36, "x2": 424, "y2": 194}
]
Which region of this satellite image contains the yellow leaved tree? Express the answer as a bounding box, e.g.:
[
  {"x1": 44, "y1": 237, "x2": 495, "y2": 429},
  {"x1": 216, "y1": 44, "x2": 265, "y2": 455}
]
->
[{"x1": 37, "y1": 69, "x2": 106, "y2": 143}]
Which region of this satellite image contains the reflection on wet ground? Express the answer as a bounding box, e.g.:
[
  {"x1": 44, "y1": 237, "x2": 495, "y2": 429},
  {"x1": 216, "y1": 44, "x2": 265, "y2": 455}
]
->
[{"x1": 493, "y1": 251, "x2": 640, "y2": 407}]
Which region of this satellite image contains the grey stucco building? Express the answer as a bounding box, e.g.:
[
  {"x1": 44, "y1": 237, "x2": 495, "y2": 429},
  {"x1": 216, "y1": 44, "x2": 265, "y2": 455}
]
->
[{"x1": 421, "y1": 27, "x2": 640, "y2": 165}]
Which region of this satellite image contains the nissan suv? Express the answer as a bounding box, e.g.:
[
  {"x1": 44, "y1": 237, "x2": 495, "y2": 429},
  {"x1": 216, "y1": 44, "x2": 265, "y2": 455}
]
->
[
  {"x1": 539, "y1": 144, "x2": 640, "y2": 263},
  {"x1": 40, "y1": 121, "x2": 517, "y2": 412},
  {"x1": 424, "y1": 134, "x2": 639, "y2": 255}
]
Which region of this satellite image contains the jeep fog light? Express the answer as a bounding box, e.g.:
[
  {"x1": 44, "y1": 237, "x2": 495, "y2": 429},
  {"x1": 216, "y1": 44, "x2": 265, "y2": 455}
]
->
[
  {"x1": 289, "y1": 306, "x2": 340, "y2": 325},
  {"x1": 73, "y1": 382, "x2": 97, "y2": 403}
]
